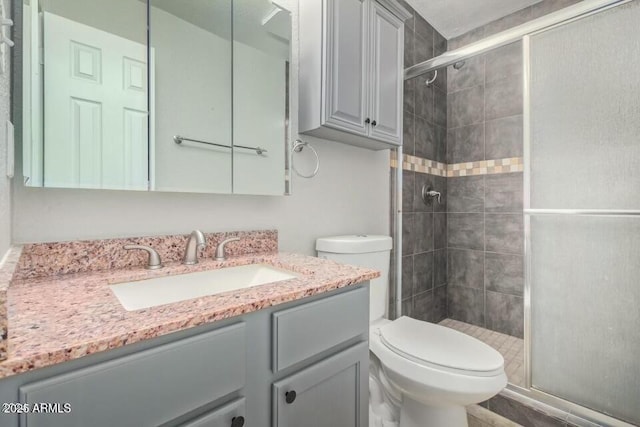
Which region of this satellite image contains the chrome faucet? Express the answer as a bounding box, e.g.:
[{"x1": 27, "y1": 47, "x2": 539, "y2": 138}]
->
[
  {"x1": 123, "y1": 244, "x2": 163, "y2": 270},
  {"x1": 215, "y1": 237, "x2": 240, "y2": 261},
  {"x1": 183, "y1": 230, "x2": 206, "y2": 265}
]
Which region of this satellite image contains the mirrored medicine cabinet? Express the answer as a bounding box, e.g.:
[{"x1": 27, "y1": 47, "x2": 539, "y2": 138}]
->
[{"x1": 17, "y1": 0, "x2": 292, "y2": 195}]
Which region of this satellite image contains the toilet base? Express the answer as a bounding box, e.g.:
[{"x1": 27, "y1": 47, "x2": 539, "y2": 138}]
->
[{"x1": 400, "y1": 397, "x2": 468, "y2": 427}]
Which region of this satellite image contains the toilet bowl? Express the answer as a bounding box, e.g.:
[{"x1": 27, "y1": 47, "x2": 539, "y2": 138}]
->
[
  {"x1": 370, "y1": 317, "x2": 506, "y2": 427},
  {"x1": 316, "y1": 235, "x2": 507, "y2": 427}
]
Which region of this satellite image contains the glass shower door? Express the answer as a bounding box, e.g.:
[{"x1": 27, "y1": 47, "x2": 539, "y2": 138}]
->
[{"x1": 526, "y1": 1, "x2": 640, "y2": 425}]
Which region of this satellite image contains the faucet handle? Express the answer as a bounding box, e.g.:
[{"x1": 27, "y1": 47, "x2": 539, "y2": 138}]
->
[
  {"x1": 215, "y1": 237, "x2": 241, "y2": 261},
  {"x1": 183, "y1": 230, "x2": 207, "y2": 265},
  {"x1": 421, "y1": 185, "x2": 442, "y2": 204},
  {"x1": 123, "y1": 244, "x2": 163, "y2": 270}
]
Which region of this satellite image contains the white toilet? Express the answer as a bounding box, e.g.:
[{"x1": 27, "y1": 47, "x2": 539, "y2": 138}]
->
[{"x1": 316, "y1": 235, "x2": 507, "y2": 427}]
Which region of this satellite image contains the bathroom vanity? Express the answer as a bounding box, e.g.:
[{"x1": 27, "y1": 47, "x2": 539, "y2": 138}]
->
[{"x1": 0, "y1": 232, "x2": 377, "y2": 427}]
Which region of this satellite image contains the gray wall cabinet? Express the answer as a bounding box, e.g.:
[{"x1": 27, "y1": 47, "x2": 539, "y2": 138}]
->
[
  {"x1": 0, "y1": 285, "x2": 370, "y2": 427},
  {"x1": 299, "y1": 0, "x2": 410, "y2": 150}
]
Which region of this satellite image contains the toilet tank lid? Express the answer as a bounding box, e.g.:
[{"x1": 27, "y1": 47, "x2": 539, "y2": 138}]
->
[{"x1": 316, "y1": 235, "x2": 392, "y2": 254}]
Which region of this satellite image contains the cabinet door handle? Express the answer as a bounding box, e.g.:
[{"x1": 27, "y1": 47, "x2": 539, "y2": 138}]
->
[
  {"x1": 285, "y1": 390, "x2": 297, "y2": 404},
  {"x1": 231, "y1": 416, "x2": 245, "y2": 427},
  {"x1": 371, "y1": 120, "x2": 377, "y2": 127},
  {"x1": 365, "y1": 118, "x2": 370, "y2": 124}
]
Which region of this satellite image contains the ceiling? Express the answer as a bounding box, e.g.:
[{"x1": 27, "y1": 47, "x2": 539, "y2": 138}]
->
[{"x1": 405, "y1": 0, "x2": 543, "y2": 39}]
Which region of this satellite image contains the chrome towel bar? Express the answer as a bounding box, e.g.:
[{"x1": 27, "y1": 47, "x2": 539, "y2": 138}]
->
[{"x1": 173, "y1": 135, "x2": 267, "y2": 155}]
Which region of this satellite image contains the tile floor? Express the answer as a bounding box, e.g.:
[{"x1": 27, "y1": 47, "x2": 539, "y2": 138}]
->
[
  {"x1": 439, "y1": 318, "x2": 525, "y2": 387},
  {"x1": 467, "y1": 404, "x2": 521, "y2": 427}
]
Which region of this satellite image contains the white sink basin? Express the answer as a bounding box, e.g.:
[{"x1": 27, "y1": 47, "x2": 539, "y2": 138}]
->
[{"x1": 110, "y1": 264, "x2": 299, "y2": 311}]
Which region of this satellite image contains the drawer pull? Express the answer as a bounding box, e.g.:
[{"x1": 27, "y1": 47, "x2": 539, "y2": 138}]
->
[
  {"x1": 285, "y1": 390, "x2": 297, "y2": 404},
  {"x1": 231, "y1": 416, "x2": 245, "y2": 427}
]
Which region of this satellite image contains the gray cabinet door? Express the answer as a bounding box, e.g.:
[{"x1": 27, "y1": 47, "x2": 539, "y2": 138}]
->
[
  {"x1": 368, "y1": 1, "x2": 403, "y2": 145},
  {"x1": 180, "y1": 398, "x2": 245, "y2": 427},
  {"x1": 272, "y1": 342, "x2": 368, "y2": 427},
  {"x1": 323, "y1": 0, "x2": 369, "y2": 135}
]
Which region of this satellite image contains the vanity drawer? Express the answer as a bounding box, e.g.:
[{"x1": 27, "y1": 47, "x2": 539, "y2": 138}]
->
[
  {"x1": 19, "y1": 323, "x2": 246, "y2": 427},
  {"x1": 272, "y1": 286, "x2": 369, "y2": 372},
  {"x1": 180, "y1": 397, "x2": 245, "y2": 427}
]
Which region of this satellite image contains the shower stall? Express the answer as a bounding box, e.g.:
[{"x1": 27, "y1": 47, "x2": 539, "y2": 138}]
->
[{"x1": 401, "y1": 0, "x2": 640, "y2": 425}]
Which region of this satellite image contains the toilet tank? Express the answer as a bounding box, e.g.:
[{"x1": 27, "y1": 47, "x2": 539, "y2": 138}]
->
[{"x1": 316, "y1": 235, "x2": 392, "y2": 323}]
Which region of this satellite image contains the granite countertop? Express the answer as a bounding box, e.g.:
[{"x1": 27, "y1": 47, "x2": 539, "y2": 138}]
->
[{"x1": 0, "y1": 252, "x2": 378, "y2": 379}]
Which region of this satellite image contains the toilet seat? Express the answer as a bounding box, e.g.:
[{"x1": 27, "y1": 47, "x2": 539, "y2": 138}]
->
[
  {"x1": 377, "y1": 317, "x2": 504, "y2": 377},
  {"x1": 369, "y1": 318, "x2": 507, "y2": 408}
]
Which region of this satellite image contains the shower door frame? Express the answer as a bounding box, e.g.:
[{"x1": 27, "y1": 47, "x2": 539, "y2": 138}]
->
[
  {"x1": 403, "y1": 1, "x2": 637, "y2": 426},
  {"x1": 521, "y1": 5, "x2": 639, "y2": 426}
]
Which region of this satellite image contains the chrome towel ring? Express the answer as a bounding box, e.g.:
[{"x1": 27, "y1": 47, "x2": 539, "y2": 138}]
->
[{"x1": 292, "y1": 139, "x2": 320, "y2": 178}]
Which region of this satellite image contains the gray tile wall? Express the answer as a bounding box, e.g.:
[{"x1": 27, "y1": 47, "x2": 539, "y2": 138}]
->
[
  {"x1": 445, "y1": 121, "x2": 524, "y2": 336},
  {"x1": 390, "y1": 1, "x2": 448, "y2": 323},
  {"x1": 443, "y1": 0, "x2": 584, "y2": 338},
  {"x1": 445, "y1": 41, "x2": 525, "y2": 336},
  {"x1": 392, "y1": 0, "x2": 585, "y2": 333}
]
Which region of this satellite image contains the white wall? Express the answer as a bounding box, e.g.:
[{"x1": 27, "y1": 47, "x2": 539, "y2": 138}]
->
[
  {"x1": 10, "y1": 0, "x2": 391, "y2": 256},
  {"x1": 0, "y1": 0, "x2": 11, "y2": 258}
]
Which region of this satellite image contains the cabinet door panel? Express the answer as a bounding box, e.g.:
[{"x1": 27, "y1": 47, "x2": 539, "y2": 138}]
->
[
  {"x1": 180, "y1": 398, "x2": 245, "y2": 427},
  {"x1": 273, "y1": 342, "x2": 368, "y2": 427},
  {"x1": 323, "y1": 0, "x2": 369, "y2": 135},
  {"x1": 369, "y1": 2, "x2": 403, "y2": 145}
]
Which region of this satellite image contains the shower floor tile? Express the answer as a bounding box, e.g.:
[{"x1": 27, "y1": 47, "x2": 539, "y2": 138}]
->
[{"x1": 439, "y1": 318, "x2": 525, "y2": 387}]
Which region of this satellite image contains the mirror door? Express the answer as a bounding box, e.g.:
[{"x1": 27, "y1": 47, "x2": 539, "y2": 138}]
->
[
  {"x1": 232, "y1": 0, "x2": 290, "y2": 195},
  {"x1": 149, "y1": 0, "x2": 233, "y2": 194},
  {"x1": 20, "y1": 0, "x2": 291, "y2": 195},
  {"x1": 24, "y1": 0, "x2": 148, "y2": 190}
]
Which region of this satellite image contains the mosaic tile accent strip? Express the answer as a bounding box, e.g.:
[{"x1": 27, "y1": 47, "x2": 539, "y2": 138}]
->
[
  {"x1": 448, "y1": 158, "x2": 524, "y2": 177},
  {"x1": 390, "y1": 152, "x2": 447, "y2": 176},
  {"x1": 390, "y1": 153, "x2": 523, "y2": 177},
  {"x1": 13, "y1": 230, "x2": 278, "y2": 280}
]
